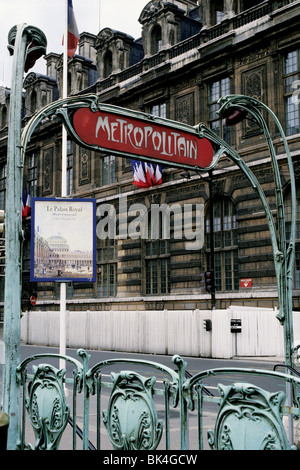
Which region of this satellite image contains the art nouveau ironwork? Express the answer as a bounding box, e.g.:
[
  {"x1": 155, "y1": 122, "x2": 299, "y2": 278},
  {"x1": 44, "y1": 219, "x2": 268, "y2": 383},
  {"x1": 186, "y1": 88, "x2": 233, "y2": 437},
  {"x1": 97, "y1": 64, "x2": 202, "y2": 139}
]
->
[
  {"x1": 181, "y1": 365, "x2": 300, "y2": 451},
  {"x1": 12, "y1": 351, "x2": 300, "y2": 450}
]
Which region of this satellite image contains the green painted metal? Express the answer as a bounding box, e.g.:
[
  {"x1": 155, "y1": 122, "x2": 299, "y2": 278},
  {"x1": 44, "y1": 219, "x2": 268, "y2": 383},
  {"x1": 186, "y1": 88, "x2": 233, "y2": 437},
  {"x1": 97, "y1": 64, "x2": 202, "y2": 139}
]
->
[
  {"x1": 12, "y1": 351, "x2": 300, "y2": 450},
  {"x1": 2, "y1": 24, "x2": 46, "y2": 450},
  {"x1": 208, "y1": 382, "x2": 289, "y2": 450},
  {"x1": 181, "y1": 366, "x2": 300, "y2": 450},
  {"x1": 23, "y1": 364, "x2": 70, "y2": 450},
  {"x1": 20, "y1": 94, "x2": 99, "y2": 161},
  {"x1": 85, "y1": 357, "x2": 179, "y2": 451},
  {"x1": 16, "y1": 352, "x2": 85, "y2": 450},
  {"x1": 102, "y1": 371, "x2": 163, "y2": 450},
  {"x1": 197, "y1": 94, "x2": 296, "y2": 370}
]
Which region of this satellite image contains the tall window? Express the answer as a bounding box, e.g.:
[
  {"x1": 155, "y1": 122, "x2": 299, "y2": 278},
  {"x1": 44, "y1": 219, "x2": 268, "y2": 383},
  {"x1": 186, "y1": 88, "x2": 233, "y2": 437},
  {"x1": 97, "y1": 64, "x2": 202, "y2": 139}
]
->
[
  {"x1": 145, "y1": 240, "x2": 170, "y2": 295},
  {"x1": 30, "y1": 90, "x2": 37, "y2": 114},
  {"x1": 205, "y1": 198, "x2": 239, "y2": 292},
  {"x1": 101, "y1": 155, "x2": 115, "y2": 186},
  {"x1": 104, "y1": 50, "x2": 113, "y2": 78},
  {"x1": 66, "y1": 140, "x2": 73, "y2": 196},
  {"x1": 144, "y1": 212, "x2": 171, "y2": 295},
  {"x1": 97, "y1": 238, "x2": 118, "y2": 297},
  {"x1": 28, "y1": 152, "x2": 38, "y2": 197},
  {"x1": 208, "y1": 78, "x2": 231, "y2": 144},
  {"x1": 215, "y1": 0, "x2": 224, "y2": 23},
  {"x1": 284, "y1": 50, "x2": 300, "y2": 136},
  {"x1": 285, "y1": 185, "x2": 300, "y2": 289},
  {"x1": 151, "y1": 25, "x2": 162, "y2": 54}
]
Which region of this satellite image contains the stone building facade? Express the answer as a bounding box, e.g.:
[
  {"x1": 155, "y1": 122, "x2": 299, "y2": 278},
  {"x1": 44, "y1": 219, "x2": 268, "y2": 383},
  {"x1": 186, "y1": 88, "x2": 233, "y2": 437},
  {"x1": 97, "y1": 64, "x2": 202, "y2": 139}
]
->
[{"x1": 0, "y1": 0, "x2": 299, "y2": 314}]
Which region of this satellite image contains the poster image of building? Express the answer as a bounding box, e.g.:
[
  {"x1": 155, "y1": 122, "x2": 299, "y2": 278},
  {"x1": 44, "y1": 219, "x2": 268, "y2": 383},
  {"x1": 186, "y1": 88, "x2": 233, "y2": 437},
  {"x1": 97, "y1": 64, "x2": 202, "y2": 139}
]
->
[{"x1": 30, "y1": 198, "x2": 96, "y2": 282}]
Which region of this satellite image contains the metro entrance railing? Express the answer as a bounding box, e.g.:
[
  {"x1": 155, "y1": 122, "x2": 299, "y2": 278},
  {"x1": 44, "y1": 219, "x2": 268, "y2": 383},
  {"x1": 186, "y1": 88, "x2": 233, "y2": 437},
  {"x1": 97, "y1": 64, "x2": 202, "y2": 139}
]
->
[{"x1": 13, "y1": 350, "x2": 300, "y2": 450}]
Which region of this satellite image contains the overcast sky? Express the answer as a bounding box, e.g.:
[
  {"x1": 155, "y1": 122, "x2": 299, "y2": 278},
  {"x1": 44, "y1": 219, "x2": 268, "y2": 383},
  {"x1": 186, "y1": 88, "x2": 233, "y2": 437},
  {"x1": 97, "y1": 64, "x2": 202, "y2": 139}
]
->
[{"x1": 0, "y1": 0, "x2": 147, "y2": 87}]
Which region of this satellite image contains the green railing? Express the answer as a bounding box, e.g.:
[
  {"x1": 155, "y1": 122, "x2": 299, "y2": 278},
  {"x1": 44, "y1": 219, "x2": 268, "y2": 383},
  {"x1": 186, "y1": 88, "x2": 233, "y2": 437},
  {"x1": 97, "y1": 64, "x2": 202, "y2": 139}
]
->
[{"x1": 14, "y1": 350, "x2": 300, "y2": 451}]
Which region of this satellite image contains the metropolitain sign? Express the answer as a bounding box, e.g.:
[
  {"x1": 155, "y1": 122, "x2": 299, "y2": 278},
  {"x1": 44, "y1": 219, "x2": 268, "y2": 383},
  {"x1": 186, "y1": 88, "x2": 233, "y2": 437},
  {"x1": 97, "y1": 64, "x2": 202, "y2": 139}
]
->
[{"x1": 72, "y1": 105, "x2": 217, "y2": 170}]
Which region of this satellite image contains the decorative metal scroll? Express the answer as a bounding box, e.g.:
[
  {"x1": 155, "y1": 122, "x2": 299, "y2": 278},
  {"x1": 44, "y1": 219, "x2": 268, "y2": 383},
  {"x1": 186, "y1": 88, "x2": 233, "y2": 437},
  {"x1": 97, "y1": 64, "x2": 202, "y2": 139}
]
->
[
  {"x1": 85, "y1": 357, "x2": 179, "y2": 450},
  {"x1": 16, "y1": 351, "x2": 87, "y2": 450},
  {"x1": 181, "y1": 366, "x2": 300, "y2": 451},
  {"x1": 24, "y1": 364, "x2": 70, "y2": 450},
  {"x1": 207, "y1": 383, "x2": 291, "y2": 450},
  {"x1": 103, "y1": 371, "x2": 163, "y2": 450}
]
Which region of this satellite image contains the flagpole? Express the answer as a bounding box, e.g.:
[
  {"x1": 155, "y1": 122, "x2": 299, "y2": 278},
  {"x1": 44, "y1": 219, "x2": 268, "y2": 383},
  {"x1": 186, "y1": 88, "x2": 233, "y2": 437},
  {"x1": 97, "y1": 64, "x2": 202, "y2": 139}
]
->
[{"x1": 60, "y1": 0, "x2": 68, "y2": 369}]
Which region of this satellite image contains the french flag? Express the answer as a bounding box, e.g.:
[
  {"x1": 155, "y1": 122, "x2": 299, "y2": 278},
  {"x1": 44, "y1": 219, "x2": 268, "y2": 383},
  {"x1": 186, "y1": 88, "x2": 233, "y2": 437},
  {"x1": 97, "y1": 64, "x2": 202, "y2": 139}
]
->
[
  {"x1": 22, "y1": 188, "x2": 31, "y2": 219},
  {"x1": 131, "y1": 160, "x2": 163, "y2": 188},
  {"x1": 66, "y1": 0, "x2": 79, "y2": 58}
]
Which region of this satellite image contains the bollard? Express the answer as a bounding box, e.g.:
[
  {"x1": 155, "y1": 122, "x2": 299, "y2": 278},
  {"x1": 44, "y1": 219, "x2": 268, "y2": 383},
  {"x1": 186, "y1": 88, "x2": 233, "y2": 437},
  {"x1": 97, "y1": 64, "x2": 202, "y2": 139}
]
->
[{"x1": 0, "y1": 411, "x2": 9, "y2": 450}]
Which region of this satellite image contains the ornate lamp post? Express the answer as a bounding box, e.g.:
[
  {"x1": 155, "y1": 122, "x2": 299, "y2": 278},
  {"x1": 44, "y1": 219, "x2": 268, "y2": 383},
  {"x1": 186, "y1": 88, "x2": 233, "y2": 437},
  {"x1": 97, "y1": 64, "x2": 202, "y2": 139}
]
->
[
  {"x1": 198, "y1": 94, "x2": 296, "y2": 369},
  {"x1": 2, "y1": 24, "x2": 46, "y2": 449}
]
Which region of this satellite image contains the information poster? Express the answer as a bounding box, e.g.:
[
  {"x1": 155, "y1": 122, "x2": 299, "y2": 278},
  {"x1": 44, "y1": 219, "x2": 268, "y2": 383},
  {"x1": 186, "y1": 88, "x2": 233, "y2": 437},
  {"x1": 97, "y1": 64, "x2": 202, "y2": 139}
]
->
[{"x1": 30, "y1": 198, "x2": 96, "y2": 282}]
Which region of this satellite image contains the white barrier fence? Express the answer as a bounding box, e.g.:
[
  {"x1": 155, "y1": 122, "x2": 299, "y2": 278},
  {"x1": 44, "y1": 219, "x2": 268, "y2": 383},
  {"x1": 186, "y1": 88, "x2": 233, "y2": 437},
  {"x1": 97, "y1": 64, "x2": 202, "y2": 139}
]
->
[{"x1": 20, "y1": 306, "x2": 300, "y2": 358}]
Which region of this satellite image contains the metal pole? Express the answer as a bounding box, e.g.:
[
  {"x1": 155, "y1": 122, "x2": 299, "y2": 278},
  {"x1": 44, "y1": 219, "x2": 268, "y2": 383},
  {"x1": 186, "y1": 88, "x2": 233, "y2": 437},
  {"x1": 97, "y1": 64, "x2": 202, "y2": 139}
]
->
[
  {"x1": 2, "y1": 24, "x2": 46, "y2": 449},
  {"x1": 208, "y1": 170, "x2": 215, "y2": 310},
  {"x1": 1, "y1": 24, "x2": 26, "y2": 449},
  {"x1": 59, "y1": 0, "x2": 68, "y2": 371}
]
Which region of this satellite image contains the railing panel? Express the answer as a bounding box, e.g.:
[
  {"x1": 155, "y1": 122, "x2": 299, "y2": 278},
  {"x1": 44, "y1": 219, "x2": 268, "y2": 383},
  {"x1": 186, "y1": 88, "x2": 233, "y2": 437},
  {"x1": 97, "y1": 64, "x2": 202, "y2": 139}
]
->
[
  {"x1": 182, "y1": 367, "x2": 300, "y2": 450},
  {"x1": 16, "y1": 351, "x2": 88, "y2": 450},
  {"x1": 84, "y1": 358, "x2": 180, "y2": 450}
]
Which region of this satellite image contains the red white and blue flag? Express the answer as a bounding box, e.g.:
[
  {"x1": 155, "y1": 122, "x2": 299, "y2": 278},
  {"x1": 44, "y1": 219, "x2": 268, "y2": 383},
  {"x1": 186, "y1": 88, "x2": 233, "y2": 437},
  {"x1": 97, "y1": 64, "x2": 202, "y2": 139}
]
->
[
  {"x1": 22, "y1": 188, "x2": 31, "y2": 219},
  {"x1": 65, "y1": 0, "x2": 79, "y2": 57},
  {"x1": 131, "y1": 160, "x2": 163, "y2": 188}
]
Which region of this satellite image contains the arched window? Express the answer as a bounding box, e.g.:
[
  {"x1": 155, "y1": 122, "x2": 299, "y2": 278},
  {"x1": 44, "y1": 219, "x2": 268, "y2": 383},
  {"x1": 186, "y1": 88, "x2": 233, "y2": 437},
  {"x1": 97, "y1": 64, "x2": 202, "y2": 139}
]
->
[
  {"x1": 104, "y1": 50, "x2": 113, "y2": 78},
  {"x1": 205, "y1": 197, "x2": 239, "y2": 292},
  {"x1": 285, "y1": 184, "x2": 300, "y2": 289},
  {"x1": 151, "y1": 25, "x2": 162, "y2": 55}
]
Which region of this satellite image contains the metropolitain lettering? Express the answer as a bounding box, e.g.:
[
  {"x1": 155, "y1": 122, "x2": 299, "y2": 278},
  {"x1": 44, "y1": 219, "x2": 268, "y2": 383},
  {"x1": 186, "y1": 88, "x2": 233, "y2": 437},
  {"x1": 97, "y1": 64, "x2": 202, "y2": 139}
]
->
[{"x1": 95, "y1": 115, "x2": 198, "y2": 160}]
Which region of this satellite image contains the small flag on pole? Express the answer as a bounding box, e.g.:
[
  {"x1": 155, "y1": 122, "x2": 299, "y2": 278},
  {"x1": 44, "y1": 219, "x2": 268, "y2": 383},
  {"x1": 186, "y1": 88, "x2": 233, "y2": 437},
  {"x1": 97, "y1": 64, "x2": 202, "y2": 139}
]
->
[
  {"x1": 22, "y1": 188, "x2": 31, "y2": 219},
  {"x1": 63, "y1": 0, "x2": 79, "y2": 58},
  {"x1": 131, "y1": 160, "x2": 163, "y2": 188}
]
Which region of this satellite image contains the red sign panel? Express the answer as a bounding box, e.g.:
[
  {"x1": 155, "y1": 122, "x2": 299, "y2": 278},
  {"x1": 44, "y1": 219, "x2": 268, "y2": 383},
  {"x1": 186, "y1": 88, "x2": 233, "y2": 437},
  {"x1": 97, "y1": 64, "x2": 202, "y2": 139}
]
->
[
  {"x1": 73, "y1": 108, "x2": 214, "y2": 169},
  {"x1": 240, "y1": 278, "x2": 253, "y2": 288}
]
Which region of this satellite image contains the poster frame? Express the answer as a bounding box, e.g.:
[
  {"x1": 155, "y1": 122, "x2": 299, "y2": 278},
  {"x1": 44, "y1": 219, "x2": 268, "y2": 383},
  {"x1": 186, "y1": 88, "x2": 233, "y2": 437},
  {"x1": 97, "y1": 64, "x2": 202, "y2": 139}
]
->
[{"x1": 30, "y1": 197, "x2": 96, "y2": 283}]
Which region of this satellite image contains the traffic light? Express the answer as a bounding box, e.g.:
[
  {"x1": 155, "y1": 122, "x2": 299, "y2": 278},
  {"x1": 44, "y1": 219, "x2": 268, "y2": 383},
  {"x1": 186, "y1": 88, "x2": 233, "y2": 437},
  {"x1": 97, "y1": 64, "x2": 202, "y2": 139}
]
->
[
  {"x1": 203, "y1": 319, "x2": 212, "y2": 331},
  {"x1": 205, "y1": 270, "x2": 215, "y2": 293},
  {"x1": 0, "y1": 210, "x2": 4, "y2": 234}
]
